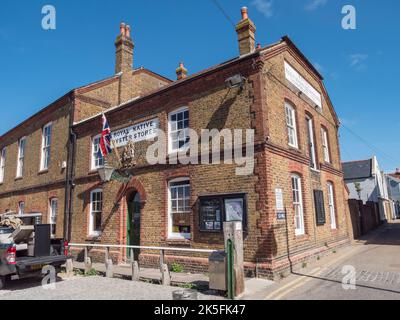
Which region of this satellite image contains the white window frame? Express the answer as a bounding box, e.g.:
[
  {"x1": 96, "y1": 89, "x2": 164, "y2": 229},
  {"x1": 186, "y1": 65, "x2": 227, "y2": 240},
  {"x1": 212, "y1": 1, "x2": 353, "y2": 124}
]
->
[
  {"x1": 89, "y1": 189, "x2": 103, "y2": 237},
  {"x1": 306, "y1": 117, "x2": 317, "y2": 170},
  {"x1": 168, "y1": 107, "x2": 190, "y2": 154},
  {"x1": 0, "y1": 148, "x2": 6, "y2": 184},
  {"x1": 91, "y1": 135, "x2": 105, "y2": 170},
  {"x1": 16, "y1": 137, "x2": 26, "y2": 178},
  {"x1": 40, "y1": 122, "x2": 52, "y2": 171},
  {"x1": 49, "y1": 198, "x2": 58, "y2": 237},
  {"x1": 285, "y1": 102, "x2": 298, "y2": 149},
  {"x1": 18, "y1": 201, "x2": 25, "y2": 215},
  {"x1": 168, "y1": 178, "x2": 191, "y2": 240},
  {"x1": 327, "y1": 182, "x2": 337, "y2": 229},
  {"x1": 292, "y1": 174, "x2": 305, "y2": 236},
  {"x1": 321, "y1": 128, "x2": 331, "y2": 163}
]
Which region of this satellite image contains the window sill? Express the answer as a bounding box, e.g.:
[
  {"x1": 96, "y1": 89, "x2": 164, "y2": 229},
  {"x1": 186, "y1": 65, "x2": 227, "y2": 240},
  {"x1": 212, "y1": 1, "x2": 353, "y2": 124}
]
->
[
  {"x1": 166, "y1": 238, "x2": 191, "y2": 246},
  {"x1": 38, "y1": 169, "x2": 49, "y2": 175},
  {"x1": 310, "y1": 168, "x2": 320, "y2": 173},
  {"x1": 15, "y1": 176, "x2": 23, "y2": 181},
  {"x1": 86, "y1": 235, "x2": 102, "y2": 242}
]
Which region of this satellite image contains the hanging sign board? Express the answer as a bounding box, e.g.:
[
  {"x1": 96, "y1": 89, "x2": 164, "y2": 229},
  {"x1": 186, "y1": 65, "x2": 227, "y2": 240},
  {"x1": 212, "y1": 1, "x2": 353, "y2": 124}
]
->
[
  {"x1": 284, "y1": 61, "x2": 322, "y2": 109},
  {"x1": 111, "y1": 118, "x2": 159, "y2": 148}
]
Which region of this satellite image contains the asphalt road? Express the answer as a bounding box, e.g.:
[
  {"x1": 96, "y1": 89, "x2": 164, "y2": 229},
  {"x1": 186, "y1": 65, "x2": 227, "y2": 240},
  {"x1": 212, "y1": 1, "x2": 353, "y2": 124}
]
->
[
  {"x1": 0, "y1": 276, "x2": 222, "y2": 300},
  {"x1": 277, "y1": 222, "x2": 400, "y2": 300}
]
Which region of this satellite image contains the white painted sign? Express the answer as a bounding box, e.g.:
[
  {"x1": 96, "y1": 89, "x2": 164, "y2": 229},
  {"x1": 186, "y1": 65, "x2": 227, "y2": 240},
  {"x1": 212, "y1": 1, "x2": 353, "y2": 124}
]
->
[
  {"x1": 111, "y1": 118, "x2": 159, "y2": 148},
  {"x1": 284, "y1": 61, "x2": 322, "y2": 109},
  {"x1": 275, "y1": 188, "x2": 284, "y2": 211}
]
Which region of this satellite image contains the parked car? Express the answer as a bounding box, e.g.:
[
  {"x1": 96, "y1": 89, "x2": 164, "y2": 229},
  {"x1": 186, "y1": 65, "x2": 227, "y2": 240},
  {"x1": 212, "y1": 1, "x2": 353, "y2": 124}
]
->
[{"x1": 0, "y1": 212, "x2": 69, "y2": 290}]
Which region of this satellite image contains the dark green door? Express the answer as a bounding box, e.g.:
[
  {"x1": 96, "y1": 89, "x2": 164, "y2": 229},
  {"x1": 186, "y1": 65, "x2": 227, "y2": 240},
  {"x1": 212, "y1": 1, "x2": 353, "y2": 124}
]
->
[{"x1": 127, "y1": 192, "x2": 141, "y2": 260}]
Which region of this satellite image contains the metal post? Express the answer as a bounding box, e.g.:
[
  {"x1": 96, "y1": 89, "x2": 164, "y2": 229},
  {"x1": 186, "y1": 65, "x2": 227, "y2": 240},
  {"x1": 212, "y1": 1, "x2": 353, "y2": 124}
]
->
[
  {"x1": 226, "y1": 239, "x2": 234, "y2": 300},
  {"x1": 224, "y1": 221, "x2": 245, "y2": 299}
]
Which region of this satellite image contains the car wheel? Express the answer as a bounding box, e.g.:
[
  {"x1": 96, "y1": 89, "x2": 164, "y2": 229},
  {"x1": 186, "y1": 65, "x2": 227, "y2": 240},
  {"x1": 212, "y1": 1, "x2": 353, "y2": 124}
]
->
[{"x1": 0, "y1": 276, "x2": 6, "y2": 290}]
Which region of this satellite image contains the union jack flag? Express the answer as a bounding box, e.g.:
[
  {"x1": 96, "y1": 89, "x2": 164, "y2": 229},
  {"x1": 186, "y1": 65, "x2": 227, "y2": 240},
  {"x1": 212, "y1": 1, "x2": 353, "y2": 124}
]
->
[{"x1": 99, "y1": 113, "x2": 113, "y2": 157}]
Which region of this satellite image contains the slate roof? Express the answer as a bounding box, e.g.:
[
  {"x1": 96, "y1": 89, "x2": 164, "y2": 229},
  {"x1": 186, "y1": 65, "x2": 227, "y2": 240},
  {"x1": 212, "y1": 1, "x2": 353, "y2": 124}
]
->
[{"x1": 342, "y1": 159, "x2": 373, "y2": 180}]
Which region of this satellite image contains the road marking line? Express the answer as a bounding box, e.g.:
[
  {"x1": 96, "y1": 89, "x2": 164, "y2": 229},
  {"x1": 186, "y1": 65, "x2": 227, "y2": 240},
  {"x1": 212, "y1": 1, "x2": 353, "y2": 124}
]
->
[
  {"x1": 264, "y1": 246, "x2": 361, "y2": 300},
  {"x1": 264, "y1": 268, "x2": 321, "y2": 300}
]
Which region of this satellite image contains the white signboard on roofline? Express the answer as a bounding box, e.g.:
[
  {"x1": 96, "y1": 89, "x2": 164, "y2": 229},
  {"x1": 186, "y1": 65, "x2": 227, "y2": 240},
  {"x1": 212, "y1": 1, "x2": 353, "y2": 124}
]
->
[
  {"x1": 111, "y1": 118, "x2": 159, "y2": 148},
  {"x1": 284, "y1": 61, "x2": 322, "y2": 109}
]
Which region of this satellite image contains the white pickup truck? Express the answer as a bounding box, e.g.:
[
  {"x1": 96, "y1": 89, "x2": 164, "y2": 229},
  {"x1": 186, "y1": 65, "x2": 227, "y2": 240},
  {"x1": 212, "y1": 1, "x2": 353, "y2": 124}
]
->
[{"x1": 0, "y1": 212, "x2": 69, "y2": 290}]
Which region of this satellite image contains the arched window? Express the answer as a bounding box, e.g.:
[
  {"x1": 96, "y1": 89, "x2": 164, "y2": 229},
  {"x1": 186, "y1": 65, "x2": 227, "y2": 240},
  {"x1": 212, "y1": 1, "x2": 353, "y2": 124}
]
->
[
  {"x1": 89, "y1": 189, "x2": 103, "y2": 236},
  {"x1": 291, "y1": 174, "x2": 305, "y2": 235},
  {"x1": 285, "y1": 102, "x2": 298, "y2": 148}
]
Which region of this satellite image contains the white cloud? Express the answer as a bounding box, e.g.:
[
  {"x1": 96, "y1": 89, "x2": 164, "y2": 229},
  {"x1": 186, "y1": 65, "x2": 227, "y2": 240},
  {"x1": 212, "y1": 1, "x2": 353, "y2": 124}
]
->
[
  {"x1": 251, "y1": 0, "x2": 273, "y2": 18},
  {"x1": 348, "y1": 54, "x2": 368, "y2": 71},
  {"x1": 305, "y1": 0, "x2": 328, "y2": 11}
]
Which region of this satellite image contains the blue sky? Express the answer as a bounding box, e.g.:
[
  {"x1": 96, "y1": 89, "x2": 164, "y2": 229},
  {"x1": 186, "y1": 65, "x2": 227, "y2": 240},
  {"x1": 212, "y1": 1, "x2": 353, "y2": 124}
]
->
[{"x1": 0, "y1": 0, "x2": 399, "y2": 171}]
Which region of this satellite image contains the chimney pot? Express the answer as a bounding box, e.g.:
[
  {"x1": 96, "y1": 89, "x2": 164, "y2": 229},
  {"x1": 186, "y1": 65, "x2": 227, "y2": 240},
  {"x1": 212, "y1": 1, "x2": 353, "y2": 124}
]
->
[
  {"x1": 176, "y1": 62, "x2": 188, "y2": 80},
  {"x1": 126, "y1": 25, "x2": 131, "y2": 38},
  {"x1": 236, "y1": 7, "x2": 256, "y2": 55},
  {"x1": 241, "y1": 7, "x2": 248, "y2": 20},
  {"x1": 120, "y1": 22, "x2": 126, "y2": 36},
  {"x1": 256, "y1": 43, "x2": 261, "y2": 50}
]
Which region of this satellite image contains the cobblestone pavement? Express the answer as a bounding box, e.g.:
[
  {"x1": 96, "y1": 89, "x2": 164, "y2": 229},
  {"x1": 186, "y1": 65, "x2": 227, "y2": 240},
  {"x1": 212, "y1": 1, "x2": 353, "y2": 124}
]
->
[{"x1": 0, "y1": 276, "x2": 224, "y2": 300}]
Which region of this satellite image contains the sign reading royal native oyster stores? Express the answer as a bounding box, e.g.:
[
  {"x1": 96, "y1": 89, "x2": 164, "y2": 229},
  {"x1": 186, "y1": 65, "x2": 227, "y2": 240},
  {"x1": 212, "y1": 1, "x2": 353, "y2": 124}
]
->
[
  {"x1": 111, "y1": 118, "x2": 159, "y2": 147},
  {"x1": 284, "y1": 61, "x2": 322, "y2": 109}
]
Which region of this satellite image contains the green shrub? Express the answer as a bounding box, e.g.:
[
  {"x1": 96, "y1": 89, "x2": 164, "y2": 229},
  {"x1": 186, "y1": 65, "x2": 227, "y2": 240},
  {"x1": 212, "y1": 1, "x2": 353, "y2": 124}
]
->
[
  {"x1": 85, "y1": 268, "x2": 99, "y2": 276},
  {"x1": 171, "y1": 263, "x2": 184, "y2": 273}
]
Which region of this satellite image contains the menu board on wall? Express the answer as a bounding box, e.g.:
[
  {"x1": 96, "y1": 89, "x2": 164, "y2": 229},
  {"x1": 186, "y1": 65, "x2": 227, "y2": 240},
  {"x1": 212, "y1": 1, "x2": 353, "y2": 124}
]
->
[{"x1": 199, "y1": 198, "x2": 222, "y2": 231}]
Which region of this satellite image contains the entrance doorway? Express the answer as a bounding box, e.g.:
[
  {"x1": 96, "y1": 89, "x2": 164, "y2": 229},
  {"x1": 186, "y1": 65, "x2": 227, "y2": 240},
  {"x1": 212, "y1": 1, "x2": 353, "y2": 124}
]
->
[{"x1": 127, "y1": 191, "x2": 141, "y2": 260}]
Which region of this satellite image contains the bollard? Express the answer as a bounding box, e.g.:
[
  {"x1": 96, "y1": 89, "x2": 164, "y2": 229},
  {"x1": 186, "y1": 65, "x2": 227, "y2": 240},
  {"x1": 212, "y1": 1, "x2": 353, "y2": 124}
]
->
[
  {"x1": 172, "y1": 289, "x2": 198, "y2": 300},
  {"x1": 131, "y1": 261, "x2": 140, "y2": 281},
  {"x1": 105, "y1": 247, "x2": 114, "y2": 278},
  {"x1": 84, "y1": 247, "x2": 92, "y2": 274},
  {"x1": 161, "y1": 263, "x2": 171, "y2": 286},
  {"x1": 66, "y1": 258, "x2": 74, "y2": 277}
]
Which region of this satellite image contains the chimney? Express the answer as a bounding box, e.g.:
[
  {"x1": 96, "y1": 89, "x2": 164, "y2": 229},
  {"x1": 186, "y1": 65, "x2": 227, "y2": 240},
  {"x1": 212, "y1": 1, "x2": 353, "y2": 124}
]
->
[
  {"x1": 115, "y1": 22, "x2": 134, "y2": 74},
  {"x1": 176, "y1": 62, "x2": 188, "y2": 80},
  {"x1": 235, "y1": 7, "x2": 256, "y2": 56}
]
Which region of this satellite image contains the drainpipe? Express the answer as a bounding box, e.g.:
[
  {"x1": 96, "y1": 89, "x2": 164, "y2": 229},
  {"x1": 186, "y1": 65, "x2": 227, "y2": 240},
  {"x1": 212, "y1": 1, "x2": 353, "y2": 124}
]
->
[{"x1": 63, "y1": 96, "x2": 76, "y2": 242}]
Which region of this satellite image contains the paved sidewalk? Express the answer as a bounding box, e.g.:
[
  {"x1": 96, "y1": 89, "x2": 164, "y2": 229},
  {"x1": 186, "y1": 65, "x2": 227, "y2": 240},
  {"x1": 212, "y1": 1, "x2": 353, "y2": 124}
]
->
[{"x1": 0, "y1": 276, "x2": 224, "y2": 300}]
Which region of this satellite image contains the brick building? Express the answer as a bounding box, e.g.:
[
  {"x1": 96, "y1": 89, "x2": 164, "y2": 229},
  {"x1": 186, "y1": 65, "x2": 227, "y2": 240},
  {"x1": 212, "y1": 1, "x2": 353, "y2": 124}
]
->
[
  {"x1": 0, "y1": 23, "x2": 170, "y2": 239},
  {"x1": 68, "y1": 8, "x2": 352, "y2": 278},
  {"x1": 0, "y1": 7, "x2": 353, "y2": 279}
]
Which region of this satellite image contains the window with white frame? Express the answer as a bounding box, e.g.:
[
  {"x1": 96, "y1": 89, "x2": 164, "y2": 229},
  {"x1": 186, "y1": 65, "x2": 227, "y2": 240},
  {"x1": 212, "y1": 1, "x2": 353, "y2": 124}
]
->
[
  {"x1": 321, "y1": 128, "x2": 331, "y2": 163},
  {"x1": 285, "y1": 102, "x2": 298, "y2": 148},
  {"x1": 168, "y1": 107, "x2": 190, "y2": 153},
  {"x1": 16, "y1": 137, "x2": 26, "y2": 178},
  {"x1": 291, "y1": 174, "x2": 305, "y2": 236},
  {"x1": 306, "y1": 117, "x2": 317, "y2": 170},
  {"x1": 327, "y1": 182, "x2": 337, "y2": 229},
  {"x1": 18, "y1": 201, "x2": 25, "y2": 215},
  {"x1": 168, "y1": 179, "x2": 191, "y2": 239},
  {"x1": 49, "y1": 198, "x2": 58, "y2": 237},
  {"x1": 41, "y1": 123, "x2": 52, "y2": 171},
  {"x1": 89, "y1": 189, "x2": 102, "y2": 236},
  {"x1": 91, "y1": 135, "x2": 104, "y2": 170},
  {"x1": 0, "y1": 148, "x2": 6, "y2": 183}
]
